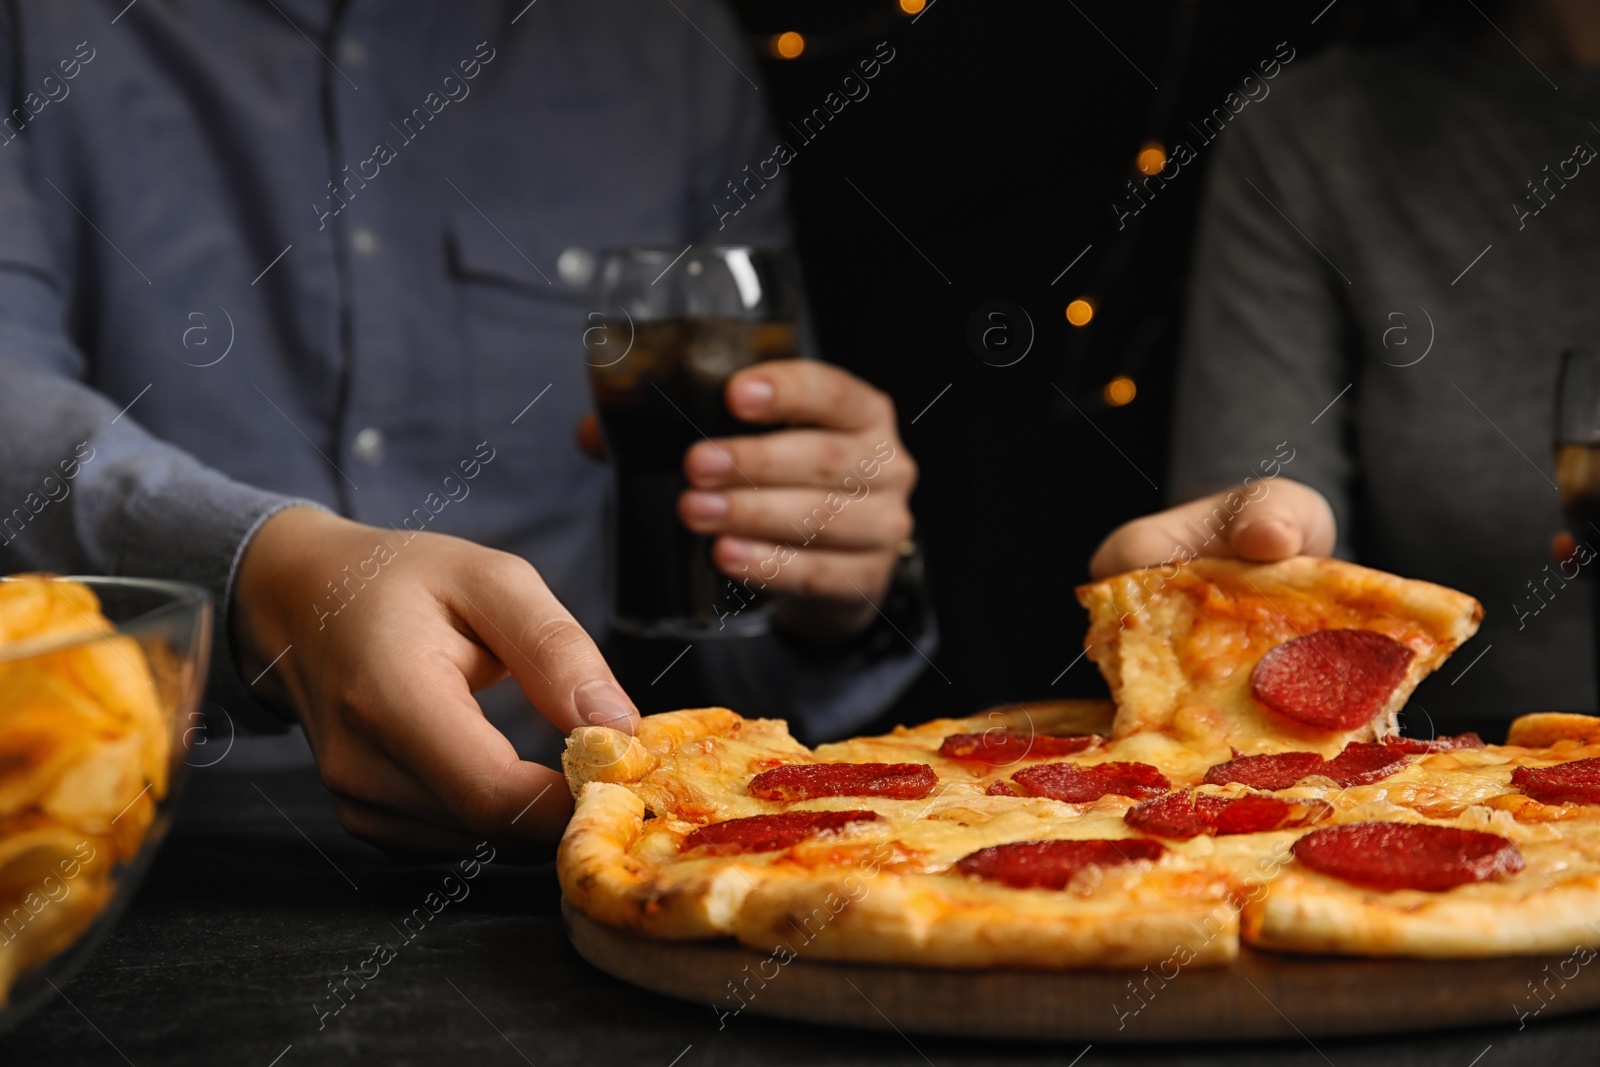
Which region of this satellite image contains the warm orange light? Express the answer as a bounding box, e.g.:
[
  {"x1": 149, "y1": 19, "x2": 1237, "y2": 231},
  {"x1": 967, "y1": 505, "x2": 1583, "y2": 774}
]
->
[
  {"x1": 1103, "y1": 376, "x2": 1138, "y2": 407},
  {"x1": 1065, "y1": 298, "x2": 1095, "y2": 327},
  {"x1": 774, "y1": 31, "x2": 805, "y2": 59},
  {"x1": 899, "y1": 0, "x2": 927, "y2": 13},
  {"x1": 1136, "y1": 142, "x2": 1167, "y2": 176}
]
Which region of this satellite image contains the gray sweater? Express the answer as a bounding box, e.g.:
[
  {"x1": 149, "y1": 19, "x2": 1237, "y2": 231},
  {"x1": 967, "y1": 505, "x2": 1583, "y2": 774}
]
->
[{"x1": 1171, "y1": 36, "x2": 1600, "y2": 733}]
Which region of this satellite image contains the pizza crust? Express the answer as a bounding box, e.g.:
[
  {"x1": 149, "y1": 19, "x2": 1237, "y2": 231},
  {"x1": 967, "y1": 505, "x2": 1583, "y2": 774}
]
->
[
  {"x1": 556, "y1": 781, "x2": 764, "y2": 939},
  {"x1": 734, "y1": 866, "x2": 1239, "y2": 970},
  {"x1": 561, "y1": 728, "x2": 653, "y2": 796},
  {"x1": 1507, "y1": 713, "x2": 1600, "y2": 748},
  {"x1": 556, "y1": 782, "x2": 648, "y2": 927},
  {"x1": 636, "y1": 707, "x2": 744, "y2": 755},
  {"x1": 1245, "y1": 864, "x2": 1600, "y2": 958},
  {"x1": 561, "y1": 708, "x2": 756, "y2": 796}
]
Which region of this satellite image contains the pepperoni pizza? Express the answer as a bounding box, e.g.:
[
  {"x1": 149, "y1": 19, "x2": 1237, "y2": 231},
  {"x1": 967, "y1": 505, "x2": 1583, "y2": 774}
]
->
[{"x1": 558, "y1": 557, "x2": 1600, "y2": 968}]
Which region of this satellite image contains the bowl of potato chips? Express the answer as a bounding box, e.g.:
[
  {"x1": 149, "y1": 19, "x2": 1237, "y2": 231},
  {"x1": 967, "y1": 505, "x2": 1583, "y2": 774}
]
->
[{"x1": 0, "y1": 574, "x2": 210, "y2": 1030}]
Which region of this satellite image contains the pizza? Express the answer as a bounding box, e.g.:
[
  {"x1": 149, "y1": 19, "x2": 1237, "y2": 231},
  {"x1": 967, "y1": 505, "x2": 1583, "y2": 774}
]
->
[{"x1": 557, "y1": 556, "x2": 1600, "y2": 968}]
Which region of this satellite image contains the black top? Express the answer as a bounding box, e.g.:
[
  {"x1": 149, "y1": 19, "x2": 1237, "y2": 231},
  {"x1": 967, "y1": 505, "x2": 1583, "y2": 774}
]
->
[{"x1": 1172, "y1": 35, "x2": 1600, "y2": 731}]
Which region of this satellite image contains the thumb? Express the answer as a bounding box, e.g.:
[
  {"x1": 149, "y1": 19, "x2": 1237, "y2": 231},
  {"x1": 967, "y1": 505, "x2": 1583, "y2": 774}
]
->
[
  {"x1": 1227, "y1": 479, "x2": 1336, "y2": 561},
  {"x1": 1088, "y1": 478, "x2": 1336, "y2": 578}
]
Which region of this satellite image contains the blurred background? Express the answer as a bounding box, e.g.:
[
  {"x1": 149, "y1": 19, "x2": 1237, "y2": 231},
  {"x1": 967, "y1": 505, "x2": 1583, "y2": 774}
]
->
[{"x1": 718, "y1": 0, "x2": 1441, "y2": 726}]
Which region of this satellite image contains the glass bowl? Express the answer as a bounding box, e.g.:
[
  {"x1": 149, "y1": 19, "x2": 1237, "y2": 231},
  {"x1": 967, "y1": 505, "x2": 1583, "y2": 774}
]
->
[{"x1": 0, "y1": 576, "x2": 210, "y2": 1034}]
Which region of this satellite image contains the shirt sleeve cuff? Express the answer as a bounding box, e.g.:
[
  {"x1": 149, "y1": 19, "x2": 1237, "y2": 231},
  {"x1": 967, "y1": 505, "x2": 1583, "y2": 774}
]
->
[{"x1": 111, "y1": 478, "x2": 328, "y2": 734}]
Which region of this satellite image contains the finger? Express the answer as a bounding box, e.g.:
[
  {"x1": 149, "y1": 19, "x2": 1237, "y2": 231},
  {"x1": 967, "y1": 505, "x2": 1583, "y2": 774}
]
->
[
  {"x1": 358, "y1": 643, "x2": 582, "y2": 840},
  {"x1": 438, "y1": 556, "x2": 639, "y2": 736},
  {"x1": 712, "y1": 537, "x2": 895, "y2": 601},
  {"x1": 727, "y1": 360, "x2": 897, "y2": 433},
  {"x1": 576, "y1": 413, "x2": 607, "y2": 461},
  {"x1": 685, "y1": 430, "x2": 911, "y2": 492},
  {"x1": 311, "y1": 733, "x2": 460, "y2": 828},
  {"x1": 329, "y1": 799, "x2": 556, "y2": 870},
  {"x1": 1228, "y1": 481, "x2": 1336, "y2": 561},
  {"x1": 679, "y1": 487, "x2": 913, "y2": 550},
  {"x1": 1088, "y1": 480, "x2": 1335, "y2": 578},
  {"x1": 332, "y1": 795, "x2": 491, "y2": 856},
  {"x1": 331, "y1": 795, "x2": 564, "y2": 862}
]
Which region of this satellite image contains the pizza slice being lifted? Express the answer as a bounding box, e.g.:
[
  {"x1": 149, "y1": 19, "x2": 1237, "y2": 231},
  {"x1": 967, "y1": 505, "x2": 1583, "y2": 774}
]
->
[{"x1": 1076, "y1": 557, "x2": 1483, "y2": 755}]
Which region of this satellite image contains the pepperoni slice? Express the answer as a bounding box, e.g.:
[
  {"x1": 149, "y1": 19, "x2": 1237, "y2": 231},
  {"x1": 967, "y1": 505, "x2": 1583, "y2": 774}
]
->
[
  {"x1": 682, "y1": 810, "x2": 879, "y2": 854},
  {"x1": 1124, "y1": 791, "x2": 1331, "y2": 839},
  {"x1": 955, "y1": 838, "x2": 1166, "y2": 890},
  {"x1": 1250, "y1": 629, "x2": 1415, "y2": 731},
  {"x1": 1010, "y1": 761, "x2": 1170, "y2": 804},
  {"x1": 1381, "y1": 732, "x2": 1486, "y2": 754},
  {"x1": 1292, "y1": 822, "x2": 1525, "y2": 892},
  {"x1": 1215, "y1": 795, "x2": 1326, "y2": 835},
  {"x1": 985, "y1": 779, "x2": 1022, "y2": 797},
  {"x1": 1511, "y1": 757, "x2": 1600, "y2": 805},
  {"x1": 939, "y1": 731, "x2": 1098, "y2": 764},
  {"x1": 1204, "y1": 751, "x2": 1326, "y2": 790},
  {"x1": 748, "y1": 762, "x2": 937, "y2": 801},
  {"x1": 1313, "y1": 742, "x2": 1411, "y2": 786},
  {"x1": 1122, "y1": 792, "x2": 1220, "y2": 840}
]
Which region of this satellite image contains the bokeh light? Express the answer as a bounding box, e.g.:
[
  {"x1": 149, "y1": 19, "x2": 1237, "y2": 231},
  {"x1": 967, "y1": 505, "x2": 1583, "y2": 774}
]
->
[
  {"x1": 1103, "y1": 376, "x2": 1138, "y2": 407},
  {"x1": 899, "y1": 0, "x2": 927, "y2": 14},
  {"x1": 774, "y1": 31, "x2": 805, "y2": 59},
  {"x1": 1065, "y1": 298, "x2": 1095, "y2": 327},
  {"x1": 1136, "y1": 142, "x2": 1167, "y2": 176}
]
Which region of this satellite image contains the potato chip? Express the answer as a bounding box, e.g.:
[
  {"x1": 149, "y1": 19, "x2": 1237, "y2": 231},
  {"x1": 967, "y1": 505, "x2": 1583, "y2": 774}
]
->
[
  {"x1": 41, "y1": 735, "x2": 147, "y2": 834},
  {"x1": 58, "y1": 637, "x2": 169, "y2": 798},
  {"x1": 0, "y1": 657, "x2": 128, "y2": 735},
  {"x1": 0, "y1": 720, "x2": 102, "y2": 817},
  {"x1": 0, "y1": 577, "x2": 107, "y2": 651},
  {"x1": 0, "y1": 576, "x2": 174, "y2": 1005},
  {"x1": 0, "y1": 824, "x2": 112, "y2": 1001}
]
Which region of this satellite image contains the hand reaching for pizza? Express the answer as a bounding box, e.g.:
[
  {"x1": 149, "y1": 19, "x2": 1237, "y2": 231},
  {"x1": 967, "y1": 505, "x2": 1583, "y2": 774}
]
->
[
  {"x1": 1089, "y1": 477, "x2": 1336, "y2": 579},
  {"x1": 232, "y1": 507, "x2": 639, "y2": 856},
  {"x1": 578, "y1": 360, "x2": 917, "y2": 644}
]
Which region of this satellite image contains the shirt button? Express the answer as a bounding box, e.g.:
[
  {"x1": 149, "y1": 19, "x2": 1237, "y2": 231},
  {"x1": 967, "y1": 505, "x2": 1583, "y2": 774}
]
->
[
  {"x1": 351, "y1": 228, "x2": 378, "y2": 257},
  {"x1": 352, "y1": 427, "x2": 385, "y2": 465},
  {"x1": 339, "y1": 39, "x2": 367, "y2": 66},
  {"x1": 557, "y1": 246, "x2": 594, "y2": 287}
]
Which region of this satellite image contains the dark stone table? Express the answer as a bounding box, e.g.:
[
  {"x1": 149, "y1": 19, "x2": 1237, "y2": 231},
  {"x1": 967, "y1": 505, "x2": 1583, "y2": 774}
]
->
[{"x1": 3, "y1": 761, "x2": 1599, "y2": 1066}]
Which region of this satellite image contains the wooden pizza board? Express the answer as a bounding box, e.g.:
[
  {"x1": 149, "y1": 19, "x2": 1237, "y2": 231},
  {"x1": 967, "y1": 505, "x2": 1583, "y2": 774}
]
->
[{"x1": 563, "y1": 899, "x2": 1600, "y2": 1041}]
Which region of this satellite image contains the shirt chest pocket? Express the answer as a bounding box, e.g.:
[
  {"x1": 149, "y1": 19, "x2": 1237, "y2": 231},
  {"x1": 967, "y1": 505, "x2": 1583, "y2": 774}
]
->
[
  {"x1": 445, "y1": 206, "x2": 600, "y2": 430},
  {"x1": 445, "y1": 197, "x2": 686, "y2": 418}
]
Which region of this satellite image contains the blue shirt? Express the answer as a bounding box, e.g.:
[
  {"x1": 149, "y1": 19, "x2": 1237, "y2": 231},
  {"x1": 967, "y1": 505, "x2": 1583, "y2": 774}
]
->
[{"x1": 0, "y1": 0, "x2": 930, "y2": 741}]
